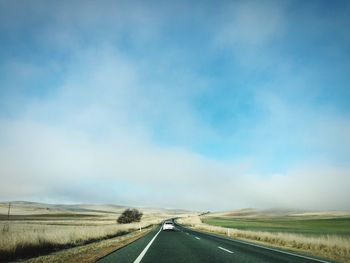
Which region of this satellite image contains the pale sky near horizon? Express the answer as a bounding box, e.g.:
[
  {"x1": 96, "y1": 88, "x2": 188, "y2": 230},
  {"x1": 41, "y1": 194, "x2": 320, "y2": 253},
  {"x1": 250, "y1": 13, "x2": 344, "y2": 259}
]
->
[{"x1": 0, "y1": 0, "x2": 350, "y2": 211}]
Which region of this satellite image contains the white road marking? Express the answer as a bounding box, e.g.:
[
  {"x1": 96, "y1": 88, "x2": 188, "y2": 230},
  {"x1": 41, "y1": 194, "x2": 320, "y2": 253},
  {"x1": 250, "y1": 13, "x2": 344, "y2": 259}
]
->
[
  {"x1": 133, "y1": 227, "x2": 162, "y2": 263},
  {"x1": 181, "y1": 226, "x2": 331, "y2": 263},
  {"x1": 229, "y1": 239, "x2": 330, "y2": 263},
  {"x1": 186, "y1": 233, "x2": 189, "y2": 235},
  {"x1": 218, "y1": 246, "x2": 234, "y2": 254},
  {"x1": 195, "y1": 236, "x2": 201, "y2": 240}
]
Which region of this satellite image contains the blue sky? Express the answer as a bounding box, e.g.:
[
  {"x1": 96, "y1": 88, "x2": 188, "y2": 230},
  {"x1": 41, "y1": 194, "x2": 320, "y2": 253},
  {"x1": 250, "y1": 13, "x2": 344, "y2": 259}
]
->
[{"x1": 0, "y1": 0, "x2": 350, "y2": 210}]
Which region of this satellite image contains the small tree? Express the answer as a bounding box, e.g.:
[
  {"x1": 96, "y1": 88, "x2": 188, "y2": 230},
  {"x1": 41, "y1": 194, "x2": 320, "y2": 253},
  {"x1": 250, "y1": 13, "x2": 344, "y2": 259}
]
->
[{"x1": 117, "y1": 208, "x2": 143, "y2": 224}]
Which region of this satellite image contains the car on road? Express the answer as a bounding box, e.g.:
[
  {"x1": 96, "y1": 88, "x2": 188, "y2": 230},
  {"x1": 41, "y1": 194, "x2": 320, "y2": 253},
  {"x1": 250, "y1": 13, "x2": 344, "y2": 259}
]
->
[{"x1": 162, "y1": 221, "x2": 175, "y2": 231}]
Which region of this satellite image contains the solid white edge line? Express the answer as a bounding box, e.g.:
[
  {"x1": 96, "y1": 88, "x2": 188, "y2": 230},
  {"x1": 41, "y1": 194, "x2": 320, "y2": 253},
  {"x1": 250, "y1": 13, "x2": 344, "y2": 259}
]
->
[
  {"x1": 232, "y1": 239, "x2": 331, "y2": 263},
  {"x1": 178, "y1": 225, "x2": 331, "y2": 263},
  {"x1": 133, "y1": 226, "x2": 162, "y2": 263},
  {"x1": 218, "y1": 246, "x2": 234, "y2": 254}
]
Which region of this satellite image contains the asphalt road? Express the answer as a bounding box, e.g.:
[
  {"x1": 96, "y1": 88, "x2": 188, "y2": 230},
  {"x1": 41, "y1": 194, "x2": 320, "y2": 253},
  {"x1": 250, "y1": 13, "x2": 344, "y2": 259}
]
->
[{"x1": 97, "y1": 223, "x2": 334, "y2": 263}]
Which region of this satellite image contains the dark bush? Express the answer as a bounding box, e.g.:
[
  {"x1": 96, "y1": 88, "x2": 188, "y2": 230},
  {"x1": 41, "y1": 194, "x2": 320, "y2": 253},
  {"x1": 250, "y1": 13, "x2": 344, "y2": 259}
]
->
[{"x1": 117, "y1": 208, "x2": 143, "y2": 224}]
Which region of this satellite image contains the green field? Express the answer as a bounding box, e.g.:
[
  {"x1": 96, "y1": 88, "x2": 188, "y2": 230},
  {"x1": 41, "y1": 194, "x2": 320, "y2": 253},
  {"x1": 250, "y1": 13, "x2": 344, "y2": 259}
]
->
[{"x1": 202, "y1": 216, "x2": 350, "y2": 236}]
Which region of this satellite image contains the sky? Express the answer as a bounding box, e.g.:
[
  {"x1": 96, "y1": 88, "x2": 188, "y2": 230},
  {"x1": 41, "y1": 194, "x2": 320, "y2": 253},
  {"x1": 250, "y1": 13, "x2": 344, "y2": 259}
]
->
[{"x1": 0, "y1": 0, "x2": 350, "y2": 211}]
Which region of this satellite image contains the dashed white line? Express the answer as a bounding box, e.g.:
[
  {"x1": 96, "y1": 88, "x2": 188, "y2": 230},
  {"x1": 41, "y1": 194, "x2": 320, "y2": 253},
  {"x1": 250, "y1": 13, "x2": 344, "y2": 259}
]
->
[
  {"x1": 182, "y1": 226, "x2": 330, "y2": 263},
  {"x1": 195, "y1": 236, "x2": 201, "y2": 240},
  {"x1": 229, "y1": 239, "x2": 330, "y2": 262},
  {"x1": 218, "y1": 246, "x2": 234, "y2": 254},
  {"x1": 133, "y1": 227, "x2": 162, "y2": 263}
]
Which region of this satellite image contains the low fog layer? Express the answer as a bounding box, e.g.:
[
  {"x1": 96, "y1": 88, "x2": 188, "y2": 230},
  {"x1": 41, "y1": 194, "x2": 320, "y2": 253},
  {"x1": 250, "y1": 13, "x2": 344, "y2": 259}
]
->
[{"x1": 0, "y1": 1, "x2": 349, "y2": 210}]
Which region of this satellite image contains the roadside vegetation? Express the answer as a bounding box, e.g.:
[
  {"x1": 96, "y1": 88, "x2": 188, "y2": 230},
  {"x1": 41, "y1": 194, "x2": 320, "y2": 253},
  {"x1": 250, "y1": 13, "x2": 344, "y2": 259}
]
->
[
  {"x1": 178, "y1": 213, "x2": 350, "y2": 263},
  {"x1": 0, "y1": 202, "x2": 185, "y2": 262},
  {"x1": 117, "y1": 208, "x2": 143, "y2": 224},
  {"x1": 203, "y1": 216, "x2": 350, "y2": 236},
  {"x1": 22, "y1": 226, "x2": 154, "y2": 263},
  {"x1": 0, "y1": 219, "x2": 151, "y2": 262}
]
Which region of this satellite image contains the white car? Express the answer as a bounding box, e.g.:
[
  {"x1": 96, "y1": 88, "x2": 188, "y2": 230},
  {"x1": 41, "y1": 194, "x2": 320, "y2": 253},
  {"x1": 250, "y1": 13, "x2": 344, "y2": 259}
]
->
[{"x1": 162, "y1": 221, "x2": 175, "y2": 231}]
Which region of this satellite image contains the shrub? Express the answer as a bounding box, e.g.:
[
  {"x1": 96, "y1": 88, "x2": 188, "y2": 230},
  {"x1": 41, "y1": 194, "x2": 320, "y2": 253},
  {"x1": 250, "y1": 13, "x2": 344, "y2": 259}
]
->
[{"x1": 117, "y1": 209, "x2": 143, "y2": 224}]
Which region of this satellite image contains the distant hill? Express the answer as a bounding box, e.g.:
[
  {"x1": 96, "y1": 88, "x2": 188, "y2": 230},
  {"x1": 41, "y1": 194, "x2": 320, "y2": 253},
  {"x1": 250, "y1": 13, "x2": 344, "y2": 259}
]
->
[
  {"x1": 0, "y1": 201, "x2": 194, "y2": 216},
  {"x1": 203, "y1": 208, "x2": 350, "y2": 218}
]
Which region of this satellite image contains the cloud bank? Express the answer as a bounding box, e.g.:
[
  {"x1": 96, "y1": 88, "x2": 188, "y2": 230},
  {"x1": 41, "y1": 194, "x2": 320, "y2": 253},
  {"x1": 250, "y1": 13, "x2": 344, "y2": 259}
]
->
[{"x1": 0, "y1": 0, "x2": 349, "y2": 210}]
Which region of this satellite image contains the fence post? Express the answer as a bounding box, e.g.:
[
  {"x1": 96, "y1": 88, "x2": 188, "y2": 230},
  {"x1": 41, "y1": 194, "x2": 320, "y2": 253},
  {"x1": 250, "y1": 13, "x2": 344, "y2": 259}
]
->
[
  {"x1": 3, "y1": 202, "x2": 11, "y2": 232},
  {"x1": 7, "y1": 202, "x2": 11, "y2": 220}
]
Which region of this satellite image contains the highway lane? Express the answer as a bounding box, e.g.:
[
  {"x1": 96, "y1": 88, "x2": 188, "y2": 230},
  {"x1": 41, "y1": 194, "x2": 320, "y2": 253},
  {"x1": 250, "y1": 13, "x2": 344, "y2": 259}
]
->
[
  {"x1": 97, "y1": 223, "x2": 334, "y2": 263},
  {"x1": 97, "y1": 227, "x2": 160, "y2": 263}
]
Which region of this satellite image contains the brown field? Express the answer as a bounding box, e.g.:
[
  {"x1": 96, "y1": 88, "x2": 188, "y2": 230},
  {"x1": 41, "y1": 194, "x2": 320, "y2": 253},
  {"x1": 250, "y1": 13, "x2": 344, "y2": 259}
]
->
[{"x1": 0, "y1": 201, "x2": 191, "y2": 262}]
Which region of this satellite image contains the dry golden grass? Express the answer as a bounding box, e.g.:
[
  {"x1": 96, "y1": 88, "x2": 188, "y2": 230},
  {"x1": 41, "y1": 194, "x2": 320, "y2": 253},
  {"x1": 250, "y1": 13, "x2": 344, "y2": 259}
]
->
[
  {"x1": 23, "y1": 226, "x2": 154, "y2": 263},
  {"x1": 177, "y1": 215, "x2": 350, "y2": 263},
  {"x1": 1, "y1": 222, "x2": 146, "y2": 249},
  {"x1": 176, "y1": 214, "x2": 202, "y2": 226},
  {"x1": 0, "y1": 202, "x2": 186, "y2": 262},
  {"x1": 0, "y1": 221, "x2": 154, "y2": 262}
]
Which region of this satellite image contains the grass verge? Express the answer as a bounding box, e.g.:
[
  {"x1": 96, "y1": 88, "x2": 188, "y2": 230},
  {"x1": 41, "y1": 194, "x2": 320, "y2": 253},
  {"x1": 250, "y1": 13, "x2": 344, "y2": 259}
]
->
[
  {"x1": 177, "y1": 216, "x2": 350, "y2": 263},
  {"x1": 202, "y1": 216, "x2": 350, "y2": 236},
  {"x1": 0, "y1": 224, "x2": 153, "y2": 262},
  {"x1": 22, "y1": 226, "x2": 154, "y2": 263}
]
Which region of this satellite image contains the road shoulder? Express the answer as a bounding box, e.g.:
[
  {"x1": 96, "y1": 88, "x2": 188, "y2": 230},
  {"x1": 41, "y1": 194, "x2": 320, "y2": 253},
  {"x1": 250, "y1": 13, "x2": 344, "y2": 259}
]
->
[
  {"x1": 24, "y1": 226, "x2": 154, "y2": 263},
  {"x1": 177, "y1": 224, "x2": 339, "y2": 263}
]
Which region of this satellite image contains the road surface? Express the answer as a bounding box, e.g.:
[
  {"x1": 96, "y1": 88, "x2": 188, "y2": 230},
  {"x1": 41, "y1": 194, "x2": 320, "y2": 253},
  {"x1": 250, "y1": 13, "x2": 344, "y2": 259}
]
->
[{"x1": 97, "y1": 223, "x2": 334, "y2": 263}]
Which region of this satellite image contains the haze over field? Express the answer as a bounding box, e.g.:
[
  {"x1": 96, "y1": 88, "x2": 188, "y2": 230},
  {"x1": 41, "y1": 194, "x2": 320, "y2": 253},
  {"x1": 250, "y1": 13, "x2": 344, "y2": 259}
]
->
[{"x1": 0, "y1": 0, "x2": 349, "y2": 211}]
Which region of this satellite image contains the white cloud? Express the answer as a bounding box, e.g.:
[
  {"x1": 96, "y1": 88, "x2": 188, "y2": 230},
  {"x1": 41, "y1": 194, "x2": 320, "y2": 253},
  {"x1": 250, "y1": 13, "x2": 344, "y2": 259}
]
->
[
  {"x1": 217, "y1": 0, "x2": 286, "y2": 47},
  {"x1": 1, "y1": 40, "x2": 349, "y2": 211},
  {"x1": 1, "y1": 0, "x2": 349, "y2": 211},
  {"x1": 1, "y1": 114, "x2": 350, "y2": 210}
]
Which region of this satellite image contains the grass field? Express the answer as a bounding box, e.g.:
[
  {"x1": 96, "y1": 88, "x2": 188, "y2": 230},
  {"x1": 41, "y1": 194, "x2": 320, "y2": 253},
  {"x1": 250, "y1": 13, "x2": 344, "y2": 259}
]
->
[
  {"x1": 178, "y1": 211, "x2": 350, "y2": 263},
  {"x1": 202, "y1": 216, "x2": 350, "y2": 236},
  {"x1": 0, "y1": 201, "x2": 190, "y2": 262}
]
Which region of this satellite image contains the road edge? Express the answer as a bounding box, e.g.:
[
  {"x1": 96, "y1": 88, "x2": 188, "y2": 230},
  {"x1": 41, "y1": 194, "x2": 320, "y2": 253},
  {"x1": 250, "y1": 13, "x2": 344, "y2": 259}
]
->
[
  {"x1": 94, "y1": 225, "x2": 157, "y2": 263},
  {"x1": 23, "y1": 226, "x2": 155, "y2": 263},
  {"x1": 133, "y1": 225, "x2": 162, "y2": 263},
  {"x1": 176, "y1": 223, "x2": 338, "y2": 263}
]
